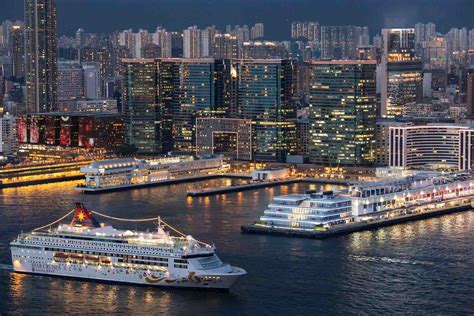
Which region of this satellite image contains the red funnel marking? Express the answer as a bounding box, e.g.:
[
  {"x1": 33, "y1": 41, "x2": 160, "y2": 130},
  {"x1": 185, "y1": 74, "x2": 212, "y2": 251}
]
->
[{"x1": 70, "y1": 203, "x2": 101, "y2": 228}]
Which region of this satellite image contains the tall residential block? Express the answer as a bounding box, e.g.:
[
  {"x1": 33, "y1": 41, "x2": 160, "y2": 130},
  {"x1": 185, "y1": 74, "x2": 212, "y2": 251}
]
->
[{"x1": 25, "y1": 0, "x2": 58, "y2": 112}]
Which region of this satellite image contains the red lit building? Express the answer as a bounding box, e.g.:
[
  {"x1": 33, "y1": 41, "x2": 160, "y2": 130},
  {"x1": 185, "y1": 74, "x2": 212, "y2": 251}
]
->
[{"x1": 18, "y1": 112, "x2": 126, "y2": 150}]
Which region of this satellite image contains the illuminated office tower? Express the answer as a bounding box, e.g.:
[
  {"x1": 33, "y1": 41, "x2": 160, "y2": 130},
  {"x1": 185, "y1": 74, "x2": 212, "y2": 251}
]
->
[
  {"x1": 10, "y1": 23, "x2": 24, "y2": 78},
  {"x1": 236, "y1": 59, "x2": 297, "y2": 162},
  {"x1": 122, "y1": 59, "x2": 161, "y2": 154},
  {"x1": 57, "y1": 62, "x2": 84, "y2": 111},
  {"x1": 25, "y1": 0, "x2": 58, "y2": 112},
  {"x1": 170, "y1": 59, "x2": 217, "y2": 153},
  {"x1": 308, "y1": 60, "x2": 377, "y2": 165},
  {"x1": 83, "y1": 64, "x2": 101, "y2": 100},
  {"x1": 156, "y1": 58, "x2": 235, "y2": 154},
  {"x1": 123, "y1": 58, "x2": 236, "y2": 154},
  {"x1": 380, "y1": 28, "x2": 422, "y2": 117}
]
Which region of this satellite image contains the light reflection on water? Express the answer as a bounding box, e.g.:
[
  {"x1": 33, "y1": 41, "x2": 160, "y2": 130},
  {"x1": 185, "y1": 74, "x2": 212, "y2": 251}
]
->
[{"x1": 0, "y1": 179, "x2": 473, "y2": 314}]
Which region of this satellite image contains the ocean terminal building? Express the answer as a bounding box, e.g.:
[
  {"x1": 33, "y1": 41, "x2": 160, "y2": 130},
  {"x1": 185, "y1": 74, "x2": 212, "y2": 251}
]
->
[
  {"x1": 256, "y1": 168, "x2": 474, "y2": 230},
  {"x1": 78, "y1": 156, "x2": 225, "y2": 192},
  {"x1": 259, "y1": 191, "x2": 354, "y2": 229}
]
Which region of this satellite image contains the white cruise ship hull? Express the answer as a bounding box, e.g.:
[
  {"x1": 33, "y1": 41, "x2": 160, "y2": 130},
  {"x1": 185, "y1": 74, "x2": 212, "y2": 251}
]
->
[{"x1": 11, "y1": 249, "x2": 245, "y2": 289}]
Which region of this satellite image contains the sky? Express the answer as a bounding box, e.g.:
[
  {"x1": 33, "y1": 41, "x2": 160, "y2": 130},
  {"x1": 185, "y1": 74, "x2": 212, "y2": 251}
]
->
[{"x1": 1, "y1": 0, "x2": 473, "y2": 39}]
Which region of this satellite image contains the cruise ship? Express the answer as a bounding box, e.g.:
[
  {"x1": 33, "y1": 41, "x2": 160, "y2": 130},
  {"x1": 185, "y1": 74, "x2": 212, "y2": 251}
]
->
[{"x1": 10, "y1": 203, "x2": 246, "y2": 289}]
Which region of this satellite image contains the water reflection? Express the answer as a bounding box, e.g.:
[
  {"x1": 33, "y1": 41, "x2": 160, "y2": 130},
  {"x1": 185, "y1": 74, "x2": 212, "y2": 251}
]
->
[{"x1": 1, "y1": 180, "x2": 473, "y2": 314}]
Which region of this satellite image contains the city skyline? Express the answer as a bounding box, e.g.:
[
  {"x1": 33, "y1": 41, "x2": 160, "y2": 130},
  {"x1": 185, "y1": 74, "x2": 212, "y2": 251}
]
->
[{"x1": 2, "y1": 0, "x2": 474, "y2": 38}]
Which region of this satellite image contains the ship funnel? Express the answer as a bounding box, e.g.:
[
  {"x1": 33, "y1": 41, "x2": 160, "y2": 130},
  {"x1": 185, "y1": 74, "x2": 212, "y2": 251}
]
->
[{"x1": 70, "y1": 203, "x2": 101, "y2": 228}]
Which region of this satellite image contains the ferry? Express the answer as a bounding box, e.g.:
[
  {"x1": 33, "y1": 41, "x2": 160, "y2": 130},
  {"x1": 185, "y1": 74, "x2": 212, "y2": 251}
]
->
[{"x1": 10, "y1": 203, "x2": 246, "y2": 289}]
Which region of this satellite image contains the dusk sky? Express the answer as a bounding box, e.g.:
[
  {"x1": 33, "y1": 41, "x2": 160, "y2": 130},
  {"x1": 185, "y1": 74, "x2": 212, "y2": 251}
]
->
[{"x1": 1, "y1": 0, "x2": 474, "y2": 38}]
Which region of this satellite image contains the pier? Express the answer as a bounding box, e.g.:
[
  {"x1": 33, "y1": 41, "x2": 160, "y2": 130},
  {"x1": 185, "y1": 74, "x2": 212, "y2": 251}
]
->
[
  {"x1": 79, "y1": 173, "x2": 252, "y2": 194},
  {"x1": 241, "y1": 198, "x2": 473, "y2": 239},
  {"x1": 0, "y1": 161, "x2": 90, "y2": 189},
  {"x1": 186, "y1": 177, "x2": 349, "y2": 197}
]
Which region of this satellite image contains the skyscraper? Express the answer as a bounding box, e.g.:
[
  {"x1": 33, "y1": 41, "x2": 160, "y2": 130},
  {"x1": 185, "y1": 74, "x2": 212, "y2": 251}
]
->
[
  {"x1": 250, "y1": 23, "x2": 264, "y2": 40},
  {"x1": 236, "y1": 59, "x2": 297, "y2": 162},
  {"x1": 10, "y1": 23, "x2": 24, "y2": 78},
  {"x1": 320, "y1": 25, "x2": 367, "y2": 60},
  {"x1": 0, "y1": 113, "x2": 19, "y2": 156},
  {"x1": 241, "y1": 41, "x2": 288, "y2": 59},
  {"x1": 122, "y1": 59, "x2": 161, "y2": 154},
  {"x1": 24, "y1": 0, "x2": 58, "y2": 113},
  {"x1": 183, "y1": 26, "x2": 203, "y2": 58},
  {"x1": 57, "y1": 61, "x2": 84, "y2": 111},
  {"x1": 380, "y1": 28, "x2": 423, "y2": 117},
  {"x1": 170, "y1": 59, "x2": 218, "y2": 153},
  {"x1": 211, "y1": 34, "x2": 238, "y2": 59},
  {"x1": 415, "y1": 22, "x2": 436, "y2": 49},
  {"x1": 467, "y1": 73, "x2": 474, "y2": 115},
  {"x1": 291, "y1": 21, "x2": 320, "y2": 42},
  {"x1": 308, "y1": 60, "x2": 377, "y2": 165}
]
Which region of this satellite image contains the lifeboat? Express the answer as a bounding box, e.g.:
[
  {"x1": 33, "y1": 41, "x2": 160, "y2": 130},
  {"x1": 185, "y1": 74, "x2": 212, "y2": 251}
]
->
[
  {"x1": 53, "y1": 253, "x2": 69, "y2": 262},
  {"x1": 53, "y1": 252, "x2": 68, "y2": 259},
  {"x1": 69, "y1": 253, "x2": 83, "y2": 259},
  {"x1": 100, "y1": 257, "x2": 112, "y2": 265},
  {"x1": 85, "y1": 255, "x2": 99, "y2": 263}
]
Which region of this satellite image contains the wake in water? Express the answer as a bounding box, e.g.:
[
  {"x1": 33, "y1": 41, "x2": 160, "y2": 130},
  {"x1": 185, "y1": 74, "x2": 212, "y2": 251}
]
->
[{"x1": 349, "y1": 255, "x2": 434, "y2": 266}]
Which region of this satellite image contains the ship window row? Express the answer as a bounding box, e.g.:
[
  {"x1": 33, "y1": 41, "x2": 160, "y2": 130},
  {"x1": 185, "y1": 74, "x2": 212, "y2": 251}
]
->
[
  {"x1": 58, "y1": 235, "x2": 126, "y2": 243},
  {"x1": 309, "y1": 201, "x2": 351, "y2": 208},
  {"x1": 354, "y1": 185, "x2": 409, "y2": 198},
  {"x1": 12, "y1": 245, "x2": 42, "y2": 250},
  {"x1": 174, "y1": 264, "x2": 188, "y2": 269},
  {"x1": 40, "y1": 238, "x2": 172, "y2": 254},
  {"x1": 119, "y1": 259, "x2": 168, "y2": 267},
  {"x1": 363, "y1": 200, "x2": 396, "y2": 209},
  {"x1": 197, "y1": 256, "x2": 221, "y2": 269},
  {"x1": 45, "y1": 247, "x2": 170, "y2": 262},
  {"x1": 270, "y1": 207, "x2": 351, "y2": 215}
]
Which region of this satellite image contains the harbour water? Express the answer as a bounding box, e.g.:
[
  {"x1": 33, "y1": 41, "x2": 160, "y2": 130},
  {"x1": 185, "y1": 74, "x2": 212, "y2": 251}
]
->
[{"x1": 0, "y1": 179, "x2": 473, "y2": 314}]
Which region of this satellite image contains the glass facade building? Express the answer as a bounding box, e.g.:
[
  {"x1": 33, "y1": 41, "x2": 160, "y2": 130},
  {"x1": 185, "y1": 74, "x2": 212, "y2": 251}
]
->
[
  {"x1": 171, "y1": 59, "x2": 216, "y2": 153},
  {"x1": 380, "y1": 28, "x2": 423, "y2": 117},
  {"x1": 123, "y1": 58, "x2": 297, "y2": 160},
  {"x1": 123, "y1": 59, "x2": 161, "y2": 154},
  {"x1": 308, "y1": 60, "x2": 377, "y2": 165},
  {"x1": 25, "y1": 0, "x2": 58, "y2": 113},
  {"x1": 236, "y1": 59, "x2": 297, "y2": 162}
]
